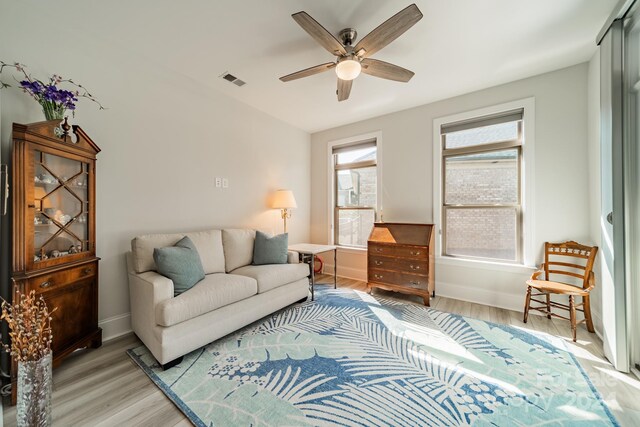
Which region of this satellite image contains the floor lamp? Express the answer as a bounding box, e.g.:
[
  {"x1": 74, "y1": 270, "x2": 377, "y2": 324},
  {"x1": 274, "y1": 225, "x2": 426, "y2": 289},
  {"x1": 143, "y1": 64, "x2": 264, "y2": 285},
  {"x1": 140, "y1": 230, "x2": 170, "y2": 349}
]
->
[{"x1": 272, "y1": 190, "x2": 297, "y2": 233}]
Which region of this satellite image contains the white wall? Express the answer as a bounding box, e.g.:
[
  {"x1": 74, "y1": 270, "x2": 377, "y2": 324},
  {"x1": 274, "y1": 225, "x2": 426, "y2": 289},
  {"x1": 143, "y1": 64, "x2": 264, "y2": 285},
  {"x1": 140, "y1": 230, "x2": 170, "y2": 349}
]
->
[
  {"x1": 311, "y1": 64, "x2": 593, "y2": 313},
  {"x1": 0, "y1": 6, "x2": 310, "y2": 340}
]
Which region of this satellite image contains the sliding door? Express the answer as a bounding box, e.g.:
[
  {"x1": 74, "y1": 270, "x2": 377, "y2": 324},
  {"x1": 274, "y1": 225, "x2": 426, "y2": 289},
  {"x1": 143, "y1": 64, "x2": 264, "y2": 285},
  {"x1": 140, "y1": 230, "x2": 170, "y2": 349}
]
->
[
  {"x1": 624, "y1": 8, "x2": 640, "y2": 374},
  {"x1": 600, "y1": 20, "x2": 629, "y2": 372}
]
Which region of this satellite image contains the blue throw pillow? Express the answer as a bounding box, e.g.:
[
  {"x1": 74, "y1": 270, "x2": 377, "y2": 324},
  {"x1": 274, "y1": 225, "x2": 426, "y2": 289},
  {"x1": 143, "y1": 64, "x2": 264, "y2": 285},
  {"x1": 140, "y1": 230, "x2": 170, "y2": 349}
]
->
[
  {"x1": 154, "y1": 236, "x2": 206, "y2": 296},
  {"x1": 253, "y1": 231, "x2": 288, "y2": 265}
]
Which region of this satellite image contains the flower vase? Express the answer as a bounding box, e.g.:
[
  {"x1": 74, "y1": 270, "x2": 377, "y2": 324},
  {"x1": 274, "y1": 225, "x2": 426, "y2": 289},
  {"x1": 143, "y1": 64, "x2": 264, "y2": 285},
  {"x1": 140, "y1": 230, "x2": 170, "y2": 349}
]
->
[
  {"x1": 41, "y1": 102, "x2": 65, "y2": 121},
  {"x1": 17, "y1": 352, "x2": 53, "y2": 427}
]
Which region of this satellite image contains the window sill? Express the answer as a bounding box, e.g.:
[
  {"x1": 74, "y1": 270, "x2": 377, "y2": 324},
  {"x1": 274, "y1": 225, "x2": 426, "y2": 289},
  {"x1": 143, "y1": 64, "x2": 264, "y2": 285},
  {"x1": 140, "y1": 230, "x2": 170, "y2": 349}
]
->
[
  {"x1": 336, "y1": 246, "x2": 368, "y2": 255},
  {"x1": 436, "y1": 255, "x2": 538, "y2": 275}
]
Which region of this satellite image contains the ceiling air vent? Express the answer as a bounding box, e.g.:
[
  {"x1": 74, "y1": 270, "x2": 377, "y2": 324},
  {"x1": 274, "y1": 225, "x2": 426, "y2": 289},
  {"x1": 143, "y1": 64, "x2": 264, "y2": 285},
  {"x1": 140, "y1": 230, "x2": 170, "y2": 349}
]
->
[{"x1": 220, "y1": 72, "x2": 246, "y2": 87}]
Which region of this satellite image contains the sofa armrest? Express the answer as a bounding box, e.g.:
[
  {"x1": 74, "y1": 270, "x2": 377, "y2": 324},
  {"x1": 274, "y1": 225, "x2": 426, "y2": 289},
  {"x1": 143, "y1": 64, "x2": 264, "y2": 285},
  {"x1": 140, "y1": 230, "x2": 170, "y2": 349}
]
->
[
  {"x1": 287, "y1": 250, "x2": 300, "y2": 264},
  {"x1": 127, "y1": 252, "x2": 174, "y2": 336}
]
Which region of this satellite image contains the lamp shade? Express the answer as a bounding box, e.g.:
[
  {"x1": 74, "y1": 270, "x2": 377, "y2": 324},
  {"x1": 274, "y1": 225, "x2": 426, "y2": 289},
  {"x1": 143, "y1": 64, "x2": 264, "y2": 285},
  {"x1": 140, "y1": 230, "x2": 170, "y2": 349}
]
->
[{"x1": 272, "y1": 190, "x2": 297, "y2": 209}]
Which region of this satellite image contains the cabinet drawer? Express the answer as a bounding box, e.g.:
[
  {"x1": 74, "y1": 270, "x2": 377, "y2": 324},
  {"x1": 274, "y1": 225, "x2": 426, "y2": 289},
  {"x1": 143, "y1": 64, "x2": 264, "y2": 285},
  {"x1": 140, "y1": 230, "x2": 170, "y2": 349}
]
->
[
  {"x1": 27, "y1": 262, "x2": 97, "y2": 294},
  {"x1": 368, "y1": 256, "x2": 428, "y2": 275},
  {"x1": 368, "y1": 243, "x2": 428, "y2": 260},
  {"x1": 368, "y1": 269, "x2": 428, "y2": 290}
]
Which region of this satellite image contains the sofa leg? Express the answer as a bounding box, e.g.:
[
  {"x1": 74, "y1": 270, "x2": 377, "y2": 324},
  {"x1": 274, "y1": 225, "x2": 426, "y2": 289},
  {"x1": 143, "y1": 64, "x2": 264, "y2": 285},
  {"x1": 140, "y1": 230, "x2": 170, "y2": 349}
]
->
[
  {"x1": 162, "y1": 356, "x2": 183, "y2": 370},
  {"x1": 295, "y1": 296, "x2": 308, "y2": 304}
]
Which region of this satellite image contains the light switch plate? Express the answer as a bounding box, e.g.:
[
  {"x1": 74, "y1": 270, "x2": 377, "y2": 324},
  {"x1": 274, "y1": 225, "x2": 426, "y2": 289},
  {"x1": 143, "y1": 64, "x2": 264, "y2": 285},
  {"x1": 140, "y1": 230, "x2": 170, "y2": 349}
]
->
[
  {"x1": 215, "y1": 177, "x2": 222, "y2": 188},
  {"x1": 222, "y1": 178, "x2": 229, "y2": 188}
]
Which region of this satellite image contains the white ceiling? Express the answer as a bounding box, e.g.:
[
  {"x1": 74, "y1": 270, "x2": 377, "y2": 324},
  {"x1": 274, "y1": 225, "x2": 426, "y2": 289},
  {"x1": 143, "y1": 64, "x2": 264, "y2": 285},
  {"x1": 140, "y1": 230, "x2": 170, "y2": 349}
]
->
[{"x1": 51, "y1": 0, "x2": 616, "y2": 132}]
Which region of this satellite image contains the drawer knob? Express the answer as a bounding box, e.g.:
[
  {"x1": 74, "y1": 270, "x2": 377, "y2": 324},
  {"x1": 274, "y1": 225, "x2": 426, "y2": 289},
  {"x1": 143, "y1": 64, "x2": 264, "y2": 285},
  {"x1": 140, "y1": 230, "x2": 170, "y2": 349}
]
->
[
  {"x1": 374, "y1": 274, "x2": 383, "y2": 280},
  {"x1": 409, "y1": 280, "x2": 421, "y2": 286},
  {"x1": 374, "y1": 260, "x2": 383, "y2": 266},
  {"x1": 40, "y1": 281, "x2": 52, "y2": 288},
  {"x1": 375, "y1": 248, "x2": 383, "y2": 253},
  {"x1": 411, "y1": 251, "x2": 421, "y2": 256},
  {"x1": 83, "y1": 268, "x2": 93, "y2": 275},
  {"x1": 410, "y1": 265, "x2": 420, "y2": 270}
]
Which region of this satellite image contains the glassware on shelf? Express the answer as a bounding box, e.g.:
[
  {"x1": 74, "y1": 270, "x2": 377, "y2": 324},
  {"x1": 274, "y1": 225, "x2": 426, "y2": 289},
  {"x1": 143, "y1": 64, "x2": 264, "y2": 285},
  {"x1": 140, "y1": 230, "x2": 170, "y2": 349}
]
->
[{"x1": 33, "y1": 150, "x2": 89, "y2": 263}]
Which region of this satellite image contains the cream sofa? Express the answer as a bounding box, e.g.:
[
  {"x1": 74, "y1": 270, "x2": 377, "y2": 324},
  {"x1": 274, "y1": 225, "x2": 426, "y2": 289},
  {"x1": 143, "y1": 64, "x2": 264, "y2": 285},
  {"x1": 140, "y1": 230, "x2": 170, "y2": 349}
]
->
[{"x1": 127, "y1": 229, "x2": 309, "y2": 368}]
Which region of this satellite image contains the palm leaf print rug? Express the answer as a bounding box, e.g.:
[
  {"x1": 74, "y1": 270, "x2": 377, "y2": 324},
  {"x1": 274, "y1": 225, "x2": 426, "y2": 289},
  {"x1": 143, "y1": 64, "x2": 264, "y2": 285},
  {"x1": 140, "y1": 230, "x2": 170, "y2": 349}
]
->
[{"x1": 128, "y1": 287, "x2": 618, "y2": 426}]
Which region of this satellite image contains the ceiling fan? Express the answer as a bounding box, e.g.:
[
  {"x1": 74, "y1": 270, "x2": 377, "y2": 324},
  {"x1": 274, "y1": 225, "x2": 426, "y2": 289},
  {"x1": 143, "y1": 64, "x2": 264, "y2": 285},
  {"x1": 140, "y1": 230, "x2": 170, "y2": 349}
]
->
[{"x1": 279, "y1": 4, "x2": 423, "y2": 102}]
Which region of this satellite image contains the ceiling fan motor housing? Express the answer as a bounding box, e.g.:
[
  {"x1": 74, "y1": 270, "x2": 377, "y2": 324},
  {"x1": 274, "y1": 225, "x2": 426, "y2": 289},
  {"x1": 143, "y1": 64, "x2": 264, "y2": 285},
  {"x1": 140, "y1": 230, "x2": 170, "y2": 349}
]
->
[{"x1": 339, "y1": 28, "x2": 358, "y2": 46}]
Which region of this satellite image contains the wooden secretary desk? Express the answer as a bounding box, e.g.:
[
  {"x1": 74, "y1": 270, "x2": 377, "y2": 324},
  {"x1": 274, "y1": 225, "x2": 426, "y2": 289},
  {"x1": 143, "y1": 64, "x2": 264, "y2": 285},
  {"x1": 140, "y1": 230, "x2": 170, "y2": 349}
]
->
[
  {"x1": 367, "y1": 222, "x2": 435, "y2": 306},
  {"x1": 10, "y1": 120, "x2": 102, "y2": 403}
]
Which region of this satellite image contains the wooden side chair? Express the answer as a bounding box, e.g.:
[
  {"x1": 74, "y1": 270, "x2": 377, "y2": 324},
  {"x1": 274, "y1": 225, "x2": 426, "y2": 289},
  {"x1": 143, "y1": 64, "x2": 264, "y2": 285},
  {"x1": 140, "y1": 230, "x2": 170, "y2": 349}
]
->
[{"x1": 523, "y1": 241, "x2": 598, "y2": 342}]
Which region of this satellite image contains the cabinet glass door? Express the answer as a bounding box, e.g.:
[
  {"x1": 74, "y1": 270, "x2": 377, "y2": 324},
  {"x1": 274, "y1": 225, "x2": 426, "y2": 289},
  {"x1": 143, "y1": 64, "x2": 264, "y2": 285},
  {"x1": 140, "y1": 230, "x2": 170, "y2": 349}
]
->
[{"x1": 33, "y1": 150, "x2": 89, "y2": 262}]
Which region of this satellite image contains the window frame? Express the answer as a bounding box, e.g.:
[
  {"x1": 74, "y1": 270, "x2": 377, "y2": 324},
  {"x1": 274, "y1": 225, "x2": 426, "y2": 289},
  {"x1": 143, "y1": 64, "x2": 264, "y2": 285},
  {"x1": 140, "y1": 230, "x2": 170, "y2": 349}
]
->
[
  {"x1": 327, "y1": 132, "x2": 382, "y2": 250},
  {"x1": 433, "y1": 98, "x2": 536, "y2": 270}
]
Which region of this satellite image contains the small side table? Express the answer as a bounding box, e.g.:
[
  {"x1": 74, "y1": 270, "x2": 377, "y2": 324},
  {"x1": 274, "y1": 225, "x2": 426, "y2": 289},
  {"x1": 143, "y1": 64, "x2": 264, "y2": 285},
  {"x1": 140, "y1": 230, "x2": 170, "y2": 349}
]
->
[{"x1": 288, "y1": 243, "x2": 337, "y2": 301}]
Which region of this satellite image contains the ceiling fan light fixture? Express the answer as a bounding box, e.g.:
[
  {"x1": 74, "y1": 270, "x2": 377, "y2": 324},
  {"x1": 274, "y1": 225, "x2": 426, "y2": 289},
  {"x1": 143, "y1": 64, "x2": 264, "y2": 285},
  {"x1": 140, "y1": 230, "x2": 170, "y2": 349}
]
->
[{"x1": 335, "y1": 58, "x2": 361, "y2": 81}]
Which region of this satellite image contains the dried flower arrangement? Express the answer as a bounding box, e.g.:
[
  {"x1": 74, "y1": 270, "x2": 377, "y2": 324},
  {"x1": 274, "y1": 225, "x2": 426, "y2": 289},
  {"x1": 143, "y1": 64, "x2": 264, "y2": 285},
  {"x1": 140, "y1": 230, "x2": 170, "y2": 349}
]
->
[{"x1": 1, "y1": 291, "x2": 55, "y2": 362}]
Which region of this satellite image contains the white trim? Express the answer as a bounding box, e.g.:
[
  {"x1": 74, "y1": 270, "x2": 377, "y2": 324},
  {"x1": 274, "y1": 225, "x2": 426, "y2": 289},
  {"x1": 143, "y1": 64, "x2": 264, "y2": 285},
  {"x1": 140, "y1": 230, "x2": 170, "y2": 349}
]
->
[
  {"x1": 432, "y1": 98, "x2": 536, "y2": 268},
  {"x1": 322, "y1": 263, "x2": 367, "y2": 282},
  {"x1": 327, "y1": 131, "x2": 383, "y2": 245},
  {"x1": 334, "y1": 246, "x2": 368, "y2": 255},
  {"x1": 436, "y1": 256, "x2": 537, "y2": 275},
  {"x1": 592, "y1": 309, "x2": 604, "y2": 340},
  {"x1": 99, "y1": 313, "x2": 132, "y2": 342},
  {"x1": 436, "y1": 280, "x2": 528, "y2": 313}
]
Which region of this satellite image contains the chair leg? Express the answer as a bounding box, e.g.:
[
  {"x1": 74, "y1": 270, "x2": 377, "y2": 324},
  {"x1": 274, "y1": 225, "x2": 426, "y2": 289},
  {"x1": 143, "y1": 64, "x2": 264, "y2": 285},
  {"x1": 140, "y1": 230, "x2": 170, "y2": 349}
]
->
[
  {"x1": 569, "y1": 295, "x2": 577, "y2": 342},
  {"x1": 546, "y1": 293, "x2": 551, "y2": 319},
  {"x1": 583, "y1": 294, "x2": 595, "y2": 333},
  {"x1": 523, "y1": 286, "x2": 532, "y2": 323}
]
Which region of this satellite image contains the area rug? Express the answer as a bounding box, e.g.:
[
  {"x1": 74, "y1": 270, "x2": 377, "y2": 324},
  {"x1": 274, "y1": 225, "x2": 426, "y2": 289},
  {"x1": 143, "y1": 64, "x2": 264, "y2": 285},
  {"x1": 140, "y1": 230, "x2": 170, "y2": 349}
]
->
[{"x1": 128, "y1": 287, "x2": 618, "y2": 426}]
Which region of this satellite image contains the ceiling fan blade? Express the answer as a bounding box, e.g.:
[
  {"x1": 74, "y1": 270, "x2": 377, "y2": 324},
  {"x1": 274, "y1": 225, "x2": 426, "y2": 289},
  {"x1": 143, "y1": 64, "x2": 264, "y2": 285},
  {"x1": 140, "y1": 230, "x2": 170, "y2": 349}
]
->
[
  {"x1": 361, "y1": 58, "x2": 415, "y2": 82},
  {"x1": 292, "y1": 12, "x2": 347, "y2": 56},
  {"x1": 337, "y1": 78, "x2": 352, "y2": 102},
  {"x1": 280, "y1": 62, "x2": 336, "y2": 82},
  {"x1": 354, "y1": 4, "x2": 423, "y2": 58}
]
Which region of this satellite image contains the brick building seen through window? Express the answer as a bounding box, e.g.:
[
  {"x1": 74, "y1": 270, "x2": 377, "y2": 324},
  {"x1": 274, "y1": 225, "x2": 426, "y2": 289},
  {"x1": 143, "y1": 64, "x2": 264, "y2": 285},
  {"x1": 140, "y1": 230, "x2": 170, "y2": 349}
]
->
[{"x1": 441, "y1": 110, "x2": 523, "y2": 263}]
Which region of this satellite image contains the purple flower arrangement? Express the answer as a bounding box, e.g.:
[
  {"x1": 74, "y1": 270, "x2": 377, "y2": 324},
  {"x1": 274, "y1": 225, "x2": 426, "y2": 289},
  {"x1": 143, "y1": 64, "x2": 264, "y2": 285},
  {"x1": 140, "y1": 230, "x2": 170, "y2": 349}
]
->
[{"x1": 0, "y1": 61, "x2": 103, "y2": 120}]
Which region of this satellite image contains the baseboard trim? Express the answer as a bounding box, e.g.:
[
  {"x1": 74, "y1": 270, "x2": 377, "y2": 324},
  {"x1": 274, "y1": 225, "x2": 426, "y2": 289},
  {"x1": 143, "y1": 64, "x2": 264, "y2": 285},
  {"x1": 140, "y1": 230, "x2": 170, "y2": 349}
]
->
[
  {"x1": 99, "y1": 313, "x2": 132, "y2": 342},
  {"x1": 322, "y1": 264, "x2": 366, "y2": 282},
  {"x1": 435, "y1": 280, "x2": 525, "y2": 313},
  {"x1": 591, "y1": 310, "x2": 604, "y2": 340}
]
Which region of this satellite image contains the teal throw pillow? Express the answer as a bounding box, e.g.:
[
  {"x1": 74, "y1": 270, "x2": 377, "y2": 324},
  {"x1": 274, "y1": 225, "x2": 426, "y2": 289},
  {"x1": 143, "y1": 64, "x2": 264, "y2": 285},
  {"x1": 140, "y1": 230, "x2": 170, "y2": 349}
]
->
[
  {"x1": 253, "y1": 231, "x2": 288, "y2": 265},
  {"x1": 154, "y1": 236, "x2": 206, "y2": 296}
]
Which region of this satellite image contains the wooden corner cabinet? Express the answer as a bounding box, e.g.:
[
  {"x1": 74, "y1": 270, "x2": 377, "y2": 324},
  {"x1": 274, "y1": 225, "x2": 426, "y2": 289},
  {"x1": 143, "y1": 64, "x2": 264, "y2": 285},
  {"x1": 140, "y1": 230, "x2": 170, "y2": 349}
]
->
[
  {"x1": 10, "y1": 119, "x2": 102, "y2": 403},
  {"x1": 367, "y1": 222, "x2": 435, "y2": 306}
]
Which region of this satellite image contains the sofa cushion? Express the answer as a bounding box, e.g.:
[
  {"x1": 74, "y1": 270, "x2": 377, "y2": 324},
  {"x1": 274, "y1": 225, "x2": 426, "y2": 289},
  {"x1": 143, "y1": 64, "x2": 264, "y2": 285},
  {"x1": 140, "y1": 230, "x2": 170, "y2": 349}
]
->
[
  {"x1": 132, "y1": 233, "x2": 183, "y2": 273},
  {"x1": 154, "y1": 236, "x2": 206, "y2": 296},
  {"x1": 187, "y1": 230, "x2": 225, "y2": 274},
  {"x1": 222, "y1": 229, "x2": 256, "y2": 272},
  {"x1": 156, "y1": 273, "x2": 257, "y2": 327},
  {"x1": 253, "y1": 231, "x2": 288, "y2": 265},
  {"x1": 131, "y1": 229, "x2": 225, "y2": 274},
  {"x1": 232, "y1": 263, "x2": 309, "y2": 294}
]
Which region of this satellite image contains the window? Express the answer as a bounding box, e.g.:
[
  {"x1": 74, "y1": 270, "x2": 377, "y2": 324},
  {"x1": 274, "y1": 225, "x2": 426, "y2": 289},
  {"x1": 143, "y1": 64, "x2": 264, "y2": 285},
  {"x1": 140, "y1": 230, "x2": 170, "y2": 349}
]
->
[
  {"x1": 332, "y1": 139, "x2": 377, "y2": 248},
  {"x1": 440, "y1": 109, "x2": 523, "y2": 263}
]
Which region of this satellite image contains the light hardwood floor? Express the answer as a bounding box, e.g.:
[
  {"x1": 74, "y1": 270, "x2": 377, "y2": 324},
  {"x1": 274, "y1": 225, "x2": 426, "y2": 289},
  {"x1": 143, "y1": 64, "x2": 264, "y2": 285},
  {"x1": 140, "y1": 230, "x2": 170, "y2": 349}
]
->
[{"x1": 3, "y1": 275, "x2": 640, "y2": 426}]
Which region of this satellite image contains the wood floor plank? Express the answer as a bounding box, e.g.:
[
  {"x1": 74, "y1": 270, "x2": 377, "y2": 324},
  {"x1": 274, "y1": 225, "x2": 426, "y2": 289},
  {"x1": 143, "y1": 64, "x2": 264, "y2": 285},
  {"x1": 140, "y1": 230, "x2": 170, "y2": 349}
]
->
[{"x1": 2, "y1": 275, "x2": 638, "y2": 426}]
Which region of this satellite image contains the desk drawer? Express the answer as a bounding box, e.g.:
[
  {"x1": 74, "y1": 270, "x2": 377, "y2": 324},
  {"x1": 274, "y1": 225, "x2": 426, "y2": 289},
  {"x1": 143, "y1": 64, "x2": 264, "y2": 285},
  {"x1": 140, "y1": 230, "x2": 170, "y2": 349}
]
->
[
  {"x1": 368, "y1": 243, "x2": 428, "y2": 260},
  {"x1": 368, "y1": 256, "x2": 428, "y2": 275},
  {"x1": 27, "y1": 262, "x2": 97, "y2": 295},
  {"x1": 368, "y1": 269, "x2": 428, "y2": 290}
]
